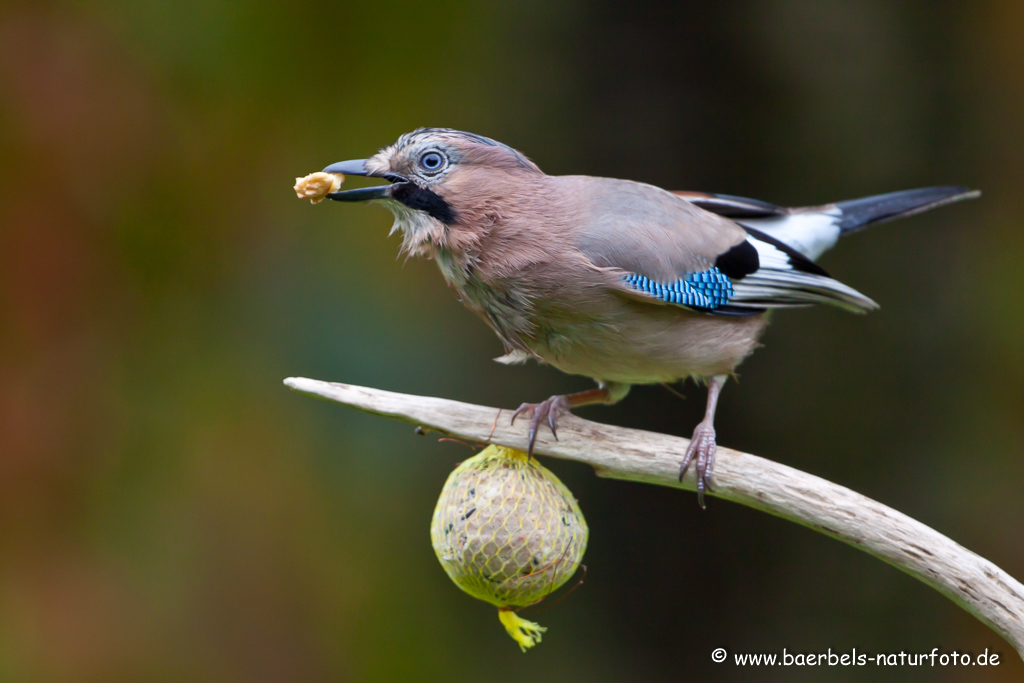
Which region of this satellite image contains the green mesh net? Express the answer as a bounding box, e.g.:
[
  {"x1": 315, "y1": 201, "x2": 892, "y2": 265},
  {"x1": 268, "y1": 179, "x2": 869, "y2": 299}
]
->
[{"x1": 430, "y1": 445, "x2": 588, "y2": 651}]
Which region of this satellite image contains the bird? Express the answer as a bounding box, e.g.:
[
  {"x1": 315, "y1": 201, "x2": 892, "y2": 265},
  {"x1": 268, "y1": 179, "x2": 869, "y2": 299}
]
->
[{"x1": 319, "y1": 128, "x2": 979, "y2": 507}]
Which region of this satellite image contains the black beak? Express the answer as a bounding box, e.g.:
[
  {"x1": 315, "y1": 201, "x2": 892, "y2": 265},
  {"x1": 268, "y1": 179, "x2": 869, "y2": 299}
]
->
[
  {"x1": 322, "y1": 159, "x2": 402, "y2": 202},
  {"x1": 322, "y1": 159, "x2": 370, "y2": 175}
]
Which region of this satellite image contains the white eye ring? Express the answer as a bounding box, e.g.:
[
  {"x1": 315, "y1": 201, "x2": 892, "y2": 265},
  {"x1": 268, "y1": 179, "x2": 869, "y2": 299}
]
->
[{"x1": 418, "y1": 150, "x2": 447, "y2": 175}]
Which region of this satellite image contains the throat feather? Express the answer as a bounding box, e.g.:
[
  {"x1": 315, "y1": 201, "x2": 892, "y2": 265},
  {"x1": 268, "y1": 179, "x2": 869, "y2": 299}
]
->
[{"x1": 383, "y1": 201, "x2": 535, "y2": 349}]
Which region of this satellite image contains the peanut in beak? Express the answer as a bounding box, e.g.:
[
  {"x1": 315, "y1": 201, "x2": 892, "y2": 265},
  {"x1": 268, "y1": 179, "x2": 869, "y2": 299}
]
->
[{"x1": 293, "y1": 172, "x2": 344, "y2": 204}]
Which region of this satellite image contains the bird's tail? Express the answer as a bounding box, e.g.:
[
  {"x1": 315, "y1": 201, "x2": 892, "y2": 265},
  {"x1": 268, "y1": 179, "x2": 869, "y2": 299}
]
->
[
  {"x1": 827, "y1": 186, "x2": 981, "y2": 236},
  {"x1": 678, "y1": 186, "x2": 980, "y2": 261}
]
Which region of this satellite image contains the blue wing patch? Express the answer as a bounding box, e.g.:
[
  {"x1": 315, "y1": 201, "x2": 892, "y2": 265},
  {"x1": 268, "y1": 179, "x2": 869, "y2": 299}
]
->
[{"x1": 623, "y1": 267, "x2": 734, "y2": 310}]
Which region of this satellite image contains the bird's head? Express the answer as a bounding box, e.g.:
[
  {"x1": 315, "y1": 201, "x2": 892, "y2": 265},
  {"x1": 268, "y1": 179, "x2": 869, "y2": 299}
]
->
[{"x1": 322, "y1": 129, "x2": 543, "y2": 251}]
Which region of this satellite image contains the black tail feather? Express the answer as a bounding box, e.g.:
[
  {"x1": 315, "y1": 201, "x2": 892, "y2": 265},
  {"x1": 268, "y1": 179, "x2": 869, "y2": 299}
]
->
[{"x1": 834, "y1": 186, "x2": 980, "y2": 235}]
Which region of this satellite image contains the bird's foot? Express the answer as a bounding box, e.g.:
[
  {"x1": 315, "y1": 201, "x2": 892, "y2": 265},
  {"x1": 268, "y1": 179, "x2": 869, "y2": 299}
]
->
[
  {"x1": 511, "y1": 395, "x2": 570, "y2": 456},
  {"x1": 679, "y1": 421, "x2": 717, "y2": 509}
]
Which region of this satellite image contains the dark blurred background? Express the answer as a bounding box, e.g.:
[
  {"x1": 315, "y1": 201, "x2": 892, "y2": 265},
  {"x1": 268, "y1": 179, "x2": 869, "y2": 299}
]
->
[{"x1": 1, "y1": 1, "x2": 1022, "y2": 681}]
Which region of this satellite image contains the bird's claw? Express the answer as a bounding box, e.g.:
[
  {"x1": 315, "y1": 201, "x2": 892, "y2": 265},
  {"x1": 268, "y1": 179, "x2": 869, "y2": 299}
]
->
[
  {"x1": 679, "y1": 422, "x2": 717, "y2": 509},
  {"x1": 511, "y1": 395, "x2": 570, "y2": 456}
]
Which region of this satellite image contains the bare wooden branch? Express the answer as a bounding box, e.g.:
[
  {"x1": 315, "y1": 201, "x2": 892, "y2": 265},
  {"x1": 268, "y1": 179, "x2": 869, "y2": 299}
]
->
[{"x1": 285, "y1": 376, "x2": 1024, "y2": 657}]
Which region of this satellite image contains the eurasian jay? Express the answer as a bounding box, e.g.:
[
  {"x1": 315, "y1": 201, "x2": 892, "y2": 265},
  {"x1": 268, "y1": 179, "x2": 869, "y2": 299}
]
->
[{"x1": 320, "y1": 128, "x2": 978, "y2": 507}]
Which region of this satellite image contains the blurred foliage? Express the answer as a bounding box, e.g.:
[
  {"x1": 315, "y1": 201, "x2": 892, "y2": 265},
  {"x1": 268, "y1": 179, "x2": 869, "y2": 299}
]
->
[{"x1": 0, "y1": 1, "x2": 1021, "y2": 681}]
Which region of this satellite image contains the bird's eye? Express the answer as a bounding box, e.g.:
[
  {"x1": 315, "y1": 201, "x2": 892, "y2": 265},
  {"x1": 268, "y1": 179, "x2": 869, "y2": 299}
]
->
[{"x1": 418, "y1": 151, "x2": 447, "y2": 174}]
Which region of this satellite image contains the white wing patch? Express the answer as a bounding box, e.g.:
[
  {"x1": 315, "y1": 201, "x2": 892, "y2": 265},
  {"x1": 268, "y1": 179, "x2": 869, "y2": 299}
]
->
[
  {"x1": 746, "y1": 235, "x2": 792, "y2": 269},
  {"x1": 728, "y1": 234, "x2": 878, "y2": 313}
]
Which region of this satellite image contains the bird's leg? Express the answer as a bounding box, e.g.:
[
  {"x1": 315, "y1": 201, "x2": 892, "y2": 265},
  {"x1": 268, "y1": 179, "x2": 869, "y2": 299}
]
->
[
  {"x1": 512, "y1": 385, "x2": 623, "y2": 456},
  {"x1": 679, "y1": 374, "x2": 727, "y2": 509}
]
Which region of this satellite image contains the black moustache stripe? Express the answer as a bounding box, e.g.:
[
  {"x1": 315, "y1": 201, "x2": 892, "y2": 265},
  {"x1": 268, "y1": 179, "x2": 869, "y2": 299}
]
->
[{"x1": 391, "y1": 183, "x2": 457, "y2": 224}]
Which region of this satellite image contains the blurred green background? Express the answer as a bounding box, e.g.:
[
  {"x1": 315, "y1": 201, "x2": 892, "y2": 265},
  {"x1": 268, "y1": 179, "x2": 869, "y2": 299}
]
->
[{"x1": 1, "y1": 1, "x2": 1022, "y2": 681}]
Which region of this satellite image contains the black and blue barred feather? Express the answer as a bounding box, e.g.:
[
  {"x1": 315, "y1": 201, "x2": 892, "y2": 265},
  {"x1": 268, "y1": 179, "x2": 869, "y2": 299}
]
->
[{"x1": 622, "y1": 268, "x2": 734, "y2": 310}]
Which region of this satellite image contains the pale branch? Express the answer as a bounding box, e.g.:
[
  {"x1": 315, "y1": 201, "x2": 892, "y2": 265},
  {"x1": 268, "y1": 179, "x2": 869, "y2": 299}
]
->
[{"x1": 284, "y1": 376, "x2": 1024, "y2": 657}]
